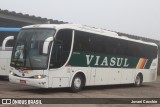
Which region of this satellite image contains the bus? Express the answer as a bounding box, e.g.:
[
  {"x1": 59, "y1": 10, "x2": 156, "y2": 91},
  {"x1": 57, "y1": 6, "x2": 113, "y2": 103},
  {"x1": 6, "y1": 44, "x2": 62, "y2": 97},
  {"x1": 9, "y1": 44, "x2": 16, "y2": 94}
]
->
[
  {"x1": 9, "y1": 24, "x2": 158, "y2": 92},
  {"x1": 0, "y1": 28, "x2": 20, "y2": 77}
]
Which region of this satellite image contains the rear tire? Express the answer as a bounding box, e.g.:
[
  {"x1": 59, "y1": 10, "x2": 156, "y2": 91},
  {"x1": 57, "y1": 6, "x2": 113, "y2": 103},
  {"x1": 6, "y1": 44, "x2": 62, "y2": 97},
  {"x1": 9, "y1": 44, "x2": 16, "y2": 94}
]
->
[
  {"x1": 70, "y1": 74, "x2": 84, "y2": 93},
  {"x1": 134, "y1": 74, "x2": 143, "y2": 87}
]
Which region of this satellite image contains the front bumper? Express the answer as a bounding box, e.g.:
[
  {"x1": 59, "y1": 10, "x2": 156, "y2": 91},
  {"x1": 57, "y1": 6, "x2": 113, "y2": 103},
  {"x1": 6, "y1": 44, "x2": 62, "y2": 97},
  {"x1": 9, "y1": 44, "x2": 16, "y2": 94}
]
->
[{"x1": 9, "y1": 74, "x2": 49, "y2": 88}]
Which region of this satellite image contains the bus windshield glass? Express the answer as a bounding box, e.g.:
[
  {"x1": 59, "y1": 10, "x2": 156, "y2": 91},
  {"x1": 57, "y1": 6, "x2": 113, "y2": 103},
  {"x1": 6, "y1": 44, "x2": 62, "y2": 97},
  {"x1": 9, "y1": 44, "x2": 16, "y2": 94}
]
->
[{"x1": 10, "y1": 29, "x2": 55, "y2": 70}]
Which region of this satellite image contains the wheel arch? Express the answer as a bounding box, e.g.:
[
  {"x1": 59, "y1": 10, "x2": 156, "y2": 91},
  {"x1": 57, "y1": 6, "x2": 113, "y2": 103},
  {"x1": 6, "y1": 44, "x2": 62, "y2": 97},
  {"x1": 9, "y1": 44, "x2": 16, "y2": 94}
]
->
[
  {"x1": 135, "y1": 72, "x2": 143, "y2": 81},
  {"x1": 69, "y1": 70, "x2": 86, "y2": 87},
  {"x1": 134, "y1": 72, "x2": 143, "y2": 86}
]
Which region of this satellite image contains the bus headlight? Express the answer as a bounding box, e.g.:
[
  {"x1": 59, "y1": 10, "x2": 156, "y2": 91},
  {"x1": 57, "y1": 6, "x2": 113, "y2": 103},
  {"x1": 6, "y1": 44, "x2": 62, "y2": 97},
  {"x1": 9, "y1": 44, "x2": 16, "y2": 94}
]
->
[
  {"x1": 10, "y1": 71, "x2": 15, "y2": 76},
  {"x1": 34, "y1": 75, "x2": 46, "y2": 79}
]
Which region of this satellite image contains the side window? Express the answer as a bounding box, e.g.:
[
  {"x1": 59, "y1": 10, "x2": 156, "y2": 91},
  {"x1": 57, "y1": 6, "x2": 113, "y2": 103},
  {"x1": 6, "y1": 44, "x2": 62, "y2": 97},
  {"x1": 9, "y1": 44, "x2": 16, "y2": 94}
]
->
[
  {"x1": 91, "y1": 35, "x2": 122, "y2": 55},
  {"x1": 74, "y1": 31, "x2": 91, "y2": 52},
  {"x1": 91, "y1": 35, "x2": 105, "y2": 54},
  {"x1": 50, "y1": 29, "x2": 72, "y2": 69},
  {"x1": 107, "y1": 38, "x2": 118, "y2": 55},
  {"x1": 122, "y1": 41, "x2": 157, "y2": 59},
  {"x1": 142, "y1": 45, "x2": 157, "y2": 59},
  {"x1": 73, "y1": 30, "x2": 157, "y2": 59}
]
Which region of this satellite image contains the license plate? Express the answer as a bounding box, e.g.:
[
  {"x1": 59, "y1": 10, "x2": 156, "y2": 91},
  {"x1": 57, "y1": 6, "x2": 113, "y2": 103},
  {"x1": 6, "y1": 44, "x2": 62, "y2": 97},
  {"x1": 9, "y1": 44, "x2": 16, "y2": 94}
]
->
[{"x1": 20, "y1": 80, "x2": 26, "y2": 84}]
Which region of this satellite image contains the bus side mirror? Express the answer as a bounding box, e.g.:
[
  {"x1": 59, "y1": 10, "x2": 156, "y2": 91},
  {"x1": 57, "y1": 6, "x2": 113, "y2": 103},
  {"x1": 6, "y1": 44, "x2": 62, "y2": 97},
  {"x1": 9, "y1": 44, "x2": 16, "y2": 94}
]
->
[
  {"x1": 43, "y1": 37, "x2": 53, "y2": 54},
  {"x1": 2, "y1": 36, "x2": 14, "y2": 50}
]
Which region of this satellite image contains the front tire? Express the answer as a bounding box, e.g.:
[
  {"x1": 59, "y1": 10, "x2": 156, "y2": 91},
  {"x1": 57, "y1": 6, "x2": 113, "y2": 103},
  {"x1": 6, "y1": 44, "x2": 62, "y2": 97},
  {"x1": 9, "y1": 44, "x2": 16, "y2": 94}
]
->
[
  {"x1": 70, "y1": 74, "x2": 84, "y2": 93},
  {"x1": 134, "y1": 74, "x2": 143, "y2": 87}
]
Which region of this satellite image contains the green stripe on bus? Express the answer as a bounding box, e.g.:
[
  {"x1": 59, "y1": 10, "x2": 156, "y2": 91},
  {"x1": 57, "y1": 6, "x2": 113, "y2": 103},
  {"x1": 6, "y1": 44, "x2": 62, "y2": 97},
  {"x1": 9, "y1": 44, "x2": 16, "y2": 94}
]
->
[
  {"x1": 68, "y1": 51, "x2": 153, "y2": 69},
  {"x1": 145, "y1": 59, "x2": 153, "y2": 69}
]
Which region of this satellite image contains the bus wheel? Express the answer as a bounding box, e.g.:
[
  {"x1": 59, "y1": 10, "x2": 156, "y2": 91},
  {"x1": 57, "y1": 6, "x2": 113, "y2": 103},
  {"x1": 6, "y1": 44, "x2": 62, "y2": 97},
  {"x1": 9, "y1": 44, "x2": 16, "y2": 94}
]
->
[
  {"x1": 70, "y1": 74, "x2": 84, "y2": 93},
  {"x1": 134, "y1": 73, "x2": 143, "y2": 87}
]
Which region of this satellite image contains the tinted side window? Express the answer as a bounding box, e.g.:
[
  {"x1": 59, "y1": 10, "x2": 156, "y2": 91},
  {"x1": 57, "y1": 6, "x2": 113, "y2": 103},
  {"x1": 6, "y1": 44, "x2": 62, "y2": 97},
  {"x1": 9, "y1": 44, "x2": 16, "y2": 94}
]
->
[
  {"x1": 50, "y1": 29, "x2": 72, "y2": 68},
  {"x1": 123, "y1": 41, "x2": 157, "y2": 59},
  {"x1": 91, "y1": 35, "x2": 121, "y2": 55},
  {"x1": 74, "y1": 31, "x2": 92, "y2": 52},
  {"x1": 91, "y1": 35, "x2": 106, "y2": 54},
  {"x1": 73, "y1": 30, "x2": 157, "y2": 59}
]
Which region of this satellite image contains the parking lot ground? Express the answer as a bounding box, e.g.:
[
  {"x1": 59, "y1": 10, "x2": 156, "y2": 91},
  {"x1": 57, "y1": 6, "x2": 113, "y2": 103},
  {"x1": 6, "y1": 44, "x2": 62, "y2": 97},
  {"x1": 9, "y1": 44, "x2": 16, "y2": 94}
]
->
[{"x1": 0, "y1": 76, "x2": 160, "y2": 107}]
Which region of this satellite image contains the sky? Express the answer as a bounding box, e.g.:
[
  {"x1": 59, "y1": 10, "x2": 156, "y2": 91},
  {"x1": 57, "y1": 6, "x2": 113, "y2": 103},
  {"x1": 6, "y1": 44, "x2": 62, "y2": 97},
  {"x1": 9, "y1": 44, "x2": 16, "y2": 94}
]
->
[{"x1": 0, "y1": 0, "x2": 160, "y2": 40}]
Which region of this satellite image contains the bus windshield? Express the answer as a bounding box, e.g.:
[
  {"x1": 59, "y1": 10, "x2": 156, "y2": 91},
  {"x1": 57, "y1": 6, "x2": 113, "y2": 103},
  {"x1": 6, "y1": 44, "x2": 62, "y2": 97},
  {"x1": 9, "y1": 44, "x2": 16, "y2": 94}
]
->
[{"x1": 10, "y1": 29, "x2": 55, "y2": 70}]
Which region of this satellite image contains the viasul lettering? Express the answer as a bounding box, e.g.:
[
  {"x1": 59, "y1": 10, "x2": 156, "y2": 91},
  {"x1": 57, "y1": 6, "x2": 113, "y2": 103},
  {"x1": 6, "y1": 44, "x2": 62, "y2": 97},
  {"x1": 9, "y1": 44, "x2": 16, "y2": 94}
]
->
[{"x1": 86, "y1": 55, "x2": 129, "y2": 67}]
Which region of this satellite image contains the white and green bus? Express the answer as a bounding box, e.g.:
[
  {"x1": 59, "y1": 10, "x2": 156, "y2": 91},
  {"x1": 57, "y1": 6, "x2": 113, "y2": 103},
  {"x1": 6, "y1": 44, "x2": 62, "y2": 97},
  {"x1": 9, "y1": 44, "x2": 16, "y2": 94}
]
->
[{"x1": 9, "y1": 24, "x2": 158, "y2": 92}]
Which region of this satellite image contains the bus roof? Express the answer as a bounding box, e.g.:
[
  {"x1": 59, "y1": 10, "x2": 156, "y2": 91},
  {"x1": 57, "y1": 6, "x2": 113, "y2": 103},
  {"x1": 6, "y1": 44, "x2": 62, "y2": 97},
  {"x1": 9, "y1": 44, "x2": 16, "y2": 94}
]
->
[
  {"x1": 22, "y1": 24, "x2": 158, "y2": 47},
  {"x1": 0, "y1": 28, "x2": 21, "y2": 32}
]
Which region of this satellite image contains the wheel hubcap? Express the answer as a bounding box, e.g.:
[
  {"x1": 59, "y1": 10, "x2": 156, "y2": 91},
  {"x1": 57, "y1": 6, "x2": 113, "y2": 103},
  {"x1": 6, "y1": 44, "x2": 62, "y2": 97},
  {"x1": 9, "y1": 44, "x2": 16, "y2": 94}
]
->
[
  {"x1": 136, "y1": 76, "x2": 140, "y2": 85},
  {"x1": 74, "y1": 77, "x2": 81, "y2": 89}
]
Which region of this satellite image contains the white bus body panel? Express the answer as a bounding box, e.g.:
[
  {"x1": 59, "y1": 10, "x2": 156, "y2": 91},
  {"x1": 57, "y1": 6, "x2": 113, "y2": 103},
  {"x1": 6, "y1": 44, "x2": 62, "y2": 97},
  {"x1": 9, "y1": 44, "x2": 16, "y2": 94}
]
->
[
  {"x1": 0, "y1": 49, "x2": 12, "y2": 76},
  {"x1": 0, "y1": 36, "x2": 14, "y2": 76},
  {"x1": 48, "y1": 67, "x2": 157, "y2": 88},
  {"x1": 49, "y1": 67, "x2": 71, "y2": 88}
]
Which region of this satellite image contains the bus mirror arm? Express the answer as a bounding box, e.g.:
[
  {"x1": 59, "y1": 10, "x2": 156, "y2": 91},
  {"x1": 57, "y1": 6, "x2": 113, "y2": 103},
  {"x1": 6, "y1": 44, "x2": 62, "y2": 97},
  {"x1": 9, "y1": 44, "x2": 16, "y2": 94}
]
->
[
  {"x1": 2, "y1": 36, "x2": 14, "y2": 50},
  {"x1": 43, "y1": 37, "x2": 53, "y2": 54}
]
